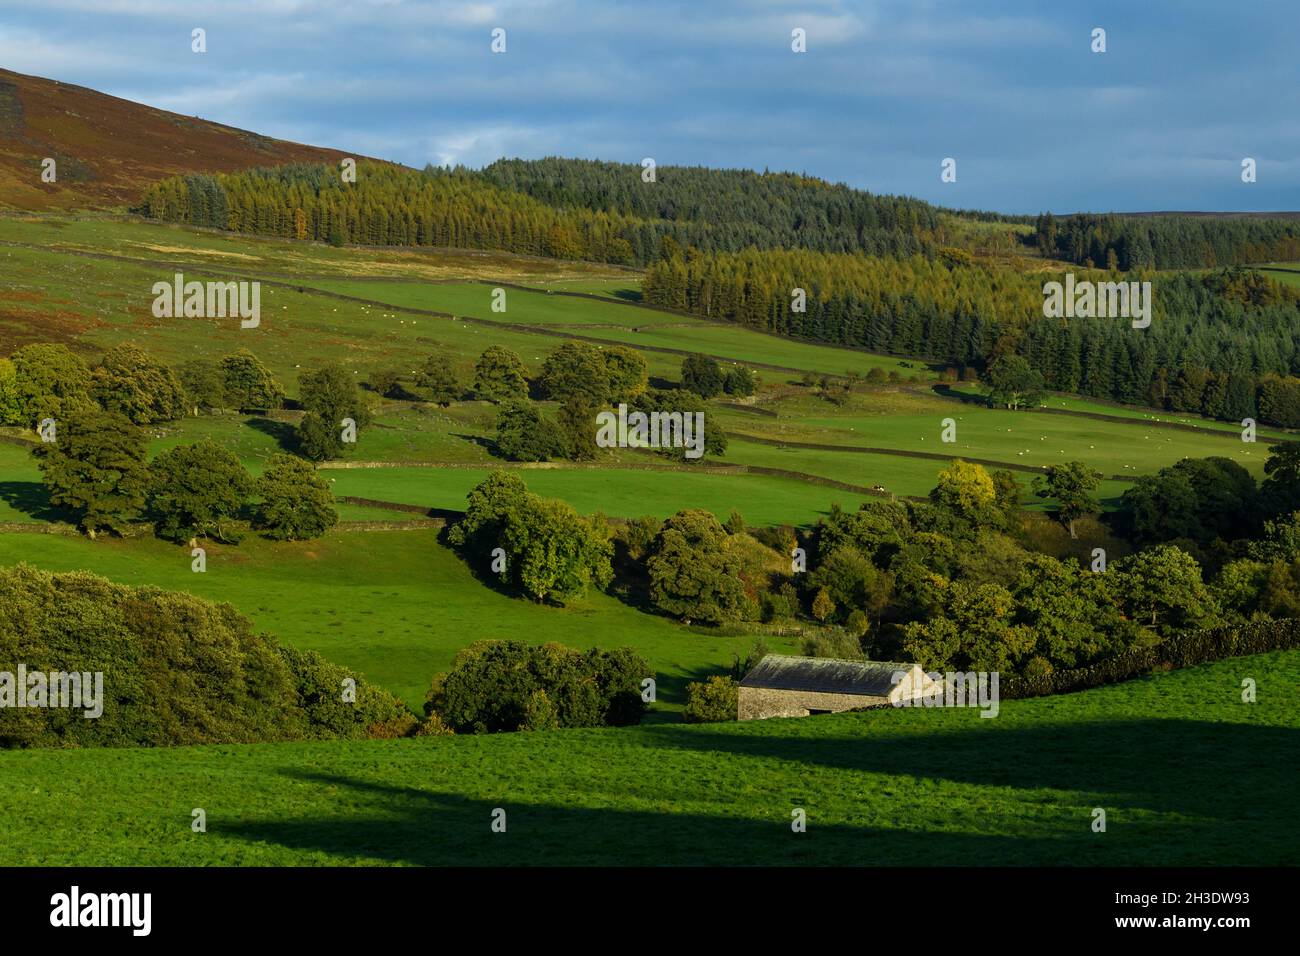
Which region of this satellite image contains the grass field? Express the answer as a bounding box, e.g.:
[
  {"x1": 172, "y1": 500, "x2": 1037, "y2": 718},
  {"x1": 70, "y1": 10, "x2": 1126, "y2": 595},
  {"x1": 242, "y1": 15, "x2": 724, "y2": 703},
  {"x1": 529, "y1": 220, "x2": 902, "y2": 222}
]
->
[
  {"x1": 297, "y1": 278, "x2": 933, "y2": 379},
  {"x1": 321, "y1": 462, "x2": 868, "y2": 526},
  {"x1": 945, "y1": 383, "x2": 1296, "y2": 442},
  {"x1": 1260, "y1": 262, "x2": 1300, "y2": 289},
  {"x1": 0, "y1": 649, "x2": 1293, "y2": 866},
  {"x1": 0, "y1": 529, "x2": 782, "y2": 711},
  {"x1": 716, "y1": 387, "x2": 1269, "y2": 480}
]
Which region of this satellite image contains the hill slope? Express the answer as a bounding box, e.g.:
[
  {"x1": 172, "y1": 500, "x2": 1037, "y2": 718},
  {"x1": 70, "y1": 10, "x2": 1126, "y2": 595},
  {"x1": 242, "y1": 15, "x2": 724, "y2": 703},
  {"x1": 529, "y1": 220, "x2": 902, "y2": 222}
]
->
[
  {"x1": 0, "y1": 68, "x2": 361, "y2": 210},
  {"x1": 0, "y1": 649, "x2": 1295, "y2": 865}
]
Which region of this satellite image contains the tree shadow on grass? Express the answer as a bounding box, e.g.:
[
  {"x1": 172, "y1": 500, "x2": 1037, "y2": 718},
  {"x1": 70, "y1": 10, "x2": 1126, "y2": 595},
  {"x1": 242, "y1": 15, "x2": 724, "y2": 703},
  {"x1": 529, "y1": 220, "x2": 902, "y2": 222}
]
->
[
  {"x1": 450, "y1": 433, "x2": 499, "y2": 456},
  {"x1": 219, "y1": 769, "x2": 1058, "y2": 866},
  {"x1": 245, "y1": 416, "x2": 299, "y2": 454},
  {"x1": 640, "y1": 717, "x2": 1299, "y2": 835},
  {"x1": 218, "y1": 718, "x2": 1298, "y2": 866},
  {"x1": 930, "y1": 383, "x2": 988, "y2": 405},
  {"x1": 0, "y1": 479, "x2": 66, "y2": 522}
]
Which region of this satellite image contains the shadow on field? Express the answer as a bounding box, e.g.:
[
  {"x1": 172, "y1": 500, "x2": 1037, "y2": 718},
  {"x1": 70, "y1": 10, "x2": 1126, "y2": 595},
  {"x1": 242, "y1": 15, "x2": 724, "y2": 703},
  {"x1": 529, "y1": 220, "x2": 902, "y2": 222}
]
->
[
  {"x1": 245, "y1": 416, "x2": 299, "y2": 453},
  {"x1": 451, "y1": 433, "x2": 498, "y2": 454},
  {"x1": 643, "y1": 717, "x2": 1299, "y2": 826},
  {"x1": 220, "y1": 768, "x2": 1039, "y2": 866},
  {"x1": 0, "y1": 479, "x2": 63, "y2": 521},
  {"x1": 218, "y1": 718, "x2": 1299, "y2": 865},
  {"x1": 930, "y1": 383, "x2": 987, "y2": 405}
]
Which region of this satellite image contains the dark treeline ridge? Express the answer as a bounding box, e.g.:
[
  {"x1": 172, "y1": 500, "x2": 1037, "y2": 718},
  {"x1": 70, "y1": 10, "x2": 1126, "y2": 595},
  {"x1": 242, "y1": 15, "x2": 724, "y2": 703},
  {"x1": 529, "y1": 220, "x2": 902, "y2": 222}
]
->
[
  {"x1": 479, "y1": 157, "x2": 939, "y2": 257},
  {"x1": 644, "y1": 249, "x2": 1300, "y2": 426},
  {"x1": 1035, "y1": 212, "x2": 1300, "y2": 270},
  {"x1": 137, "y1": 159, "x2": 938, "y2": 265},
  {"x1": 137, "y1": 155, "x2": 1300, "y2": 271}
]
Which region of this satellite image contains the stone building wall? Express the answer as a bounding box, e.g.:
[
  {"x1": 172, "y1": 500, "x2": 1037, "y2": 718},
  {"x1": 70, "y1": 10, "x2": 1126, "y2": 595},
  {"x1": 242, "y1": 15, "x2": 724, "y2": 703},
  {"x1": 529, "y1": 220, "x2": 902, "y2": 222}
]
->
[{"x1": 737, "y1": 686, "x2": 888, "y2": 720}]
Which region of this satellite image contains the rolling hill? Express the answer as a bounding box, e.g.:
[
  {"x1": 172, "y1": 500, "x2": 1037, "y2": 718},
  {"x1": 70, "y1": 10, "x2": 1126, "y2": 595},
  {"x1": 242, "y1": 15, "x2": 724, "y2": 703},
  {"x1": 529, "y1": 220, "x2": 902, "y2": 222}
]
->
[{"x1": 0, "y1": 68, "x2": 366, "y2": 211}]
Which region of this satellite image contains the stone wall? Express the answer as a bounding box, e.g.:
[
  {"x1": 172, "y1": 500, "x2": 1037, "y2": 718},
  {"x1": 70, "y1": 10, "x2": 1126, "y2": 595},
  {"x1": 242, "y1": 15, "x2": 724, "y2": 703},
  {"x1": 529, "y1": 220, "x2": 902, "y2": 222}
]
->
[{"x1": 737, "y1": 686, "x2": 888, "y2": 720}]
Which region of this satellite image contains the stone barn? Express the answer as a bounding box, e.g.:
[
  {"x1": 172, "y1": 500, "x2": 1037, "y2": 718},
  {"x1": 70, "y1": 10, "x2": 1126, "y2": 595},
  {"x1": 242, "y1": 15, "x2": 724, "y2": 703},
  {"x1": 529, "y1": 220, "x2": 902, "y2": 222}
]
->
[{"x1": 737, "y1": 654, "x2": 937, "y2": 720}]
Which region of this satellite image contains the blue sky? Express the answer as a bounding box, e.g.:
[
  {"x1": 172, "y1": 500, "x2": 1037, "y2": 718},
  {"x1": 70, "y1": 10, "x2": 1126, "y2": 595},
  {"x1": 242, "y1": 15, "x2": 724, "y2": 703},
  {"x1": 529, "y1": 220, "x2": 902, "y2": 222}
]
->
[{"x1": 3, "y1": 0, "x2": 1297, "y2": 214}]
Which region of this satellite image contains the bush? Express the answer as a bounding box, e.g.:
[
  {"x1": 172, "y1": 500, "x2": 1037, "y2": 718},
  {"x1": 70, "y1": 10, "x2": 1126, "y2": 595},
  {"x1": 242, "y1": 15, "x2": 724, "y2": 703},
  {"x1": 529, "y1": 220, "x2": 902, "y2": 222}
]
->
[
  {"x1": 1003, "y1": 618, "x2": 1300, "y2": 699},
  {"x1": 494, "y1": 400, "x2": 567, "y2": 461},
  {"x1": 521, "y1": 689, "x2": 560, "y2": 731},
  {"x1": 801, "y1": 629, "x2": 866, "y2": 660},
  {"x1": 0, "y1": 565, "x2": 410, "y2": 748},
  {"x1": 278, "y1": 645, "x2": 412, "y2": 740},
  {"x1": 683, "y1": 676, "x2": 738, "y2": 723},
  {"x1": 431, "y1": 640, "x2": 650, "y2": 734},
  {"x1": 413, "y1": 714, "x2": 455, "y2": 737}
]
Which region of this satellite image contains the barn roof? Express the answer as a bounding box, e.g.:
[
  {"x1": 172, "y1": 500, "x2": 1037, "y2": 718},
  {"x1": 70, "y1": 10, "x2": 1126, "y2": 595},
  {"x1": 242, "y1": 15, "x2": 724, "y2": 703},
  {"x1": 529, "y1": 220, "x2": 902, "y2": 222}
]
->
[{"x1": 739, "y1": 654, "x2": 916, "y2": 697}]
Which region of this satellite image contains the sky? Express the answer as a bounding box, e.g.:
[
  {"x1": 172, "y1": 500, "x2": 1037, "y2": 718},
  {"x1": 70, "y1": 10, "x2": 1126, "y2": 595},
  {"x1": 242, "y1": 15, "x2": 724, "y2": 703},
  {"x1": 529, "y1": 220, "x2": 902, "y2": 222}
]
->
[{"x1": 2, "y1": 0, "x2": 1298, "y2": 214}]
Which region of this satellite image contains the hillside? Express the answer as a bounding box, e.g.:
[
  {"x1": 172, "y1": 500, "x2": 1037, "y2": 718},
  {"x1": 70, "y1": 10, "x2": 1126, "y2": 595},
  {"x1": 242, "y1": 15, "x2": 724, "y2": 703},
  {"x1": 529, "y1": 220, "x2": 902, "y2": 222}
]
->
[
  {"x1": 1, "y1": 650, "x2": 1295, "y2": 865},
  {"x1": 0, "y1": 69, "x2": 363, "y2": 211}
]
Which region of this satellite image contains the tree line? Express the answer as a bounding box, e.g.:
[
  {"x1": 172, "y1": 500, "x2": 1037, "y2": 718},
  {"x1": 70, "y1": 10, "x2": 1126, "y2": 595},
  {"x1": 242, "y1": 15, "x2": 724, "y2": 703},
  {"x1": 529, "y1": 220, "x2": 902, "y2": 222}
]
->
[
  {"x1": 645, "y1": 248, "x2": 1300, "y2": 426},
  {"x1": 136, "y1": 160, "x2": 943, "y2": 266},
  {"x1": 439, "y1": 436, "x2": 1300, "y2": 714},
  {"x1": 1034, "y1": 211, "x2": 1300, "y2": 270}
]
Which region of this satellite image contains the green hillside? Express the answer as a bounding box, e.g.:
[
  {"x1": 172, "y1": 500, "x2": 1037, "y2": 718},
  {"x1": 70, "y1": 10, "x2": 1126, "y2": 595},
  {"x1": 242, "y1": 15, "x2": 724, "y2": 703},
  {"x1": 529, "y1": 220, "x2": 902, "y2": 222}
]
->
[{"x1": 1, "y1": 650, "x2": 1294, "y2": 866}]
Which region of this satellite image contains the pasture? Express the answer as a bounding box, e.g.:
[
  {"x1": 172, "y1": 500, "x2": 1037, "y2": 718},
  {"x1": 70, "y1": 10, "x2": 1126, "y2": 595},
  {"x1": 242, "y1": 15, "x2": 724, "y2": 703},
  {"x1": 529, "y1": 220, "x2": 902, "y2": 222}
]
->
[
  {"x1": 0, "y1": 529, "x2": 779, "y2": 710},
  {"x1": 0, "y1": 649, "x2": 1294, "y2": 866}
]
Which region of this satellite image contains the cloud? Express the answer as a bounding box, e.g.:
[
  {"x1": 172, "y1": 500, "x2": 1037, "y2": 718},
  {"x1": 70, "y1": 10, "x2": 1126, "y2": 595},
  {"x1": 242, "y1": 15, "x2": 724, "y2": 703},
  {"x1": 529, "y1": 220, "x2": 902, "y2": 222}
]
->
[{"x1": 2, "y1": 0, "x2": 1296, "y2": 211}]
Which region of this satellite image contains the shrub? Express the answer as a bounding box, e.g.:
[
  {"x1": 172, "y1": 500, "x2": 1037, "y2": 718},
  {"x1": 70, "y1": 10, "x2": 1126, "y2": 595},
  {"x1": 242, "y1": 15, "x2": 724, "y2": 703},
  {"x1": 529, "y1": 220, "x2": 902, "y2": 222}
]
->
[
  {"x1": 416, "y1": 354, "x2": 460, "y2": 405},
  {"x1": 521, "y1": 689, "x2": 560, "y2": 731},
  {"x1": 681, "y1": 354, "x2": 724, "y2": 397},
  {"x1": 801, "y1": 629, "x2": 866, "y2": 660},
  {"x1": 413, "y1": 714, "x2": 455, "y2": 737},
  {"x1": 494, "y1": 400, "x2": 567, "y2": 461},
  {"x1": 1003, "y1": 618, "x2": 1300, "y2": 699},
  {"x1": 278, "y1": 645, "x2": 412, "y2": 740},
  {"x1": 368, "y1": 368, "x2": 404, "y2": 398},
  {"x1": 0, "y1": 565, "x2": 411, "y2": 748},
  {"x1": 432, "y1": 640, "x2": 650, "y2": 734},
  {"x1": 683, "y1": 676, "x2": 738, "y2": 723},
  {"x1": 723, "y1": 510, "x2": 747, "y2": 535}
]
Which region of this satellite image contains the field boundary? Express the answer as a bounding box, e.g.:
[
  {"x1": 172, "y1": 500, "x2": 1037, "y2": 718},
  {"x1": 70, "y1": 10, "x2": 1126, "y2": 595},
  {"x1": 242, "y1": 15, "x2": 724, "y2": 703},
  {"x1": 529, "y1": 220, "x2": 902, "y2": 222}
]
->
[
  {"x1": 730, "y1": 431, "x2": 1137, "y2": 481},
  {"x1": 934, "y1": 385, "x2": 1289, "y2": 444}
]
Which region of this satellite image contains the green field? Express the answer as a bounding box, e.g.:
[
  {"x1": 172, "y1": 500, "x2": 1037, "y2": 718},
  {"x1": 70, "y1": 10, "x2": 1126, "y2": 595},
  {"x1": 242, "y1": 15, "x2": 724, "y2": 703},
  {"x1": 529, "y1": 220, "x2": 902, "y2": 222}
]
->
[
  {"x1": 0, "y1": 650, "x2": 1293, "y2": 866},
  {"x1": 298, "y1": 278, "x2": 932, "y2": 379},
  {"x1": 0, "y1": 529, "x2": 782, "y2": 711},
  {"x1": 945, "y1": 383, "x2": 1296, "y2": 442},
  {"x1": 1260, "y1": 262, "x2": 1300, "y2": 289},
  {"x1": 715, "y1": 388, "x2": 1268, "y2": 480},
  {"x1": 321, "y1": 462, "x2": 867, "y2": 526}
]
